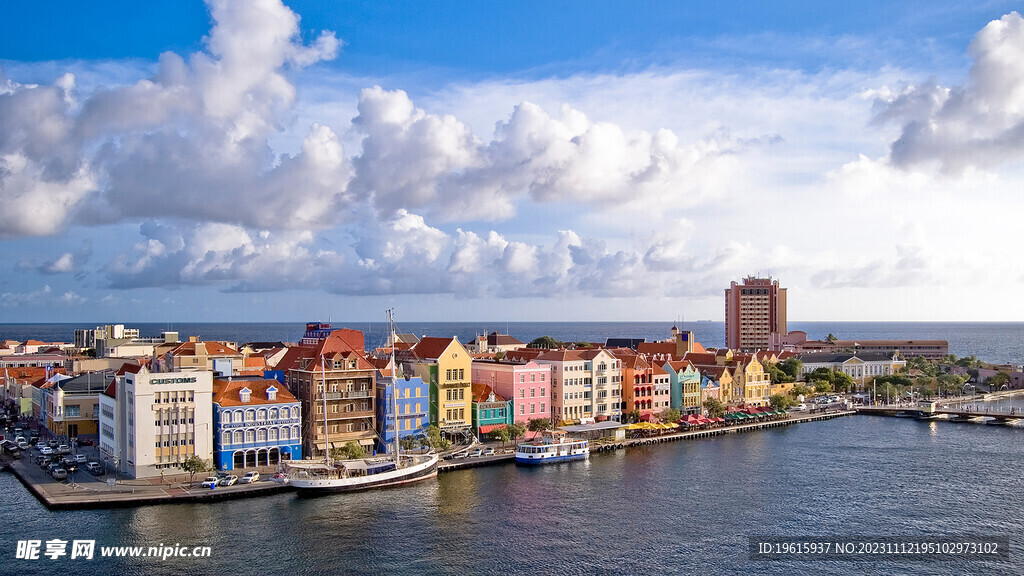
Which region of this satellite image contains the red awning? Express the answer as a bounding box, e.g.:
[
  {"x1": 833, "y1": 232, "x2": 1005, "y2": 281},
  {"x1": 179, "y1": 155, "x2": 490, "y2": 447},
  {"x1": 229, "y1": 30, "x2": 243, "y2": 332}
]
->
[{"x1": 479, "y1": 424, "x2": 508, "y2": 434}]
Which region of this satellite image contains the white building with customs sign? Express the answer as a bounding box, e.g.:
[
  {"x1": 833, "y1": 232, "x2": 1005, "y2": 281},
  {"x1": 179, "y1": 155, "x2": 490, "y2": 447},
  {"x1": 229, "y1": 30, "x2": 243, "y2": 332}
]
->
[{"x1": 104, "y1": 366, "x2": 214, "y2": 479}]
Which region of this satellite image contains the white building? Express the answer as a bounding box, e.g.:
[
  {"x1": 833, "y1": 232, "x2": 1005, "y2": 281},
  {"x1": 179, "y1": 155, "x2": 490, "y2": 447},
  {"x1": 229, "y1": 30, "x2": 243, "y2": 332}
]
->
[
  {"x1": 798, "y1": 352, "x2": 906, "y2": 387},
  {"x1": 101, "y1": 366, "x2": 214, "y2": 479}
]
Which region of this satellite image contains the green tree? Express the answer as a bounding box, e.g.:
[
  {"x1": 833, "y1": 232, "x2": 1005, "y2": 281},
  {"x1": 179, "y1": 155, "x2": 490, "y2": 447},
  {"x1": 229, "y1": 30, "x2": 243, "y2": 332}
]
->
[
  {"x1": 527, "y1": 418, "x2": 551, "y2": 431},
  {"x1": 769, "y1": 394, "x2": 792, "y2": 411},
  {"x1": 791, "y1": 384, "x2": 811, "y2": 398},
  {"x1": 832, "y1": 371, "x2": 856, "y2": 393},
  {"x1": 625, "y1": 410, "x2": 641, "y2": 424},
  {"x1": 825, "y1": 333, "x2": 838, "y2": 342},
  {"x1": 779, "y1": 358, "x2": 804, "y2": 381},
  {"x1": 180, "y1": 455, "x2": 210, "y2": 486},
  {"x1": 764, "y1": 363, "x2": 792, "y2": 384},
  {"x1": 659, "y1": 408, "x2": 682, "y2": 423},
  {"x1": 508, "y1": 422, "x2": 527, "y2": 443},
  {"x1": 572, "y1": 342, "x2": 592, "y2": 349},
  {"x1": 936, "y1": 373, "x2": 966, "y2": 397},
  {"x1": 985, "y1": 372, "x2": 1011, "y2": 390},
  {"x1": 813, "y1": 380, "x2": 833, "y2": 394},
  {"x1": 426, "y1": 425, "x2": 452, "y2": 451},
  {"x1": 527, "y1": 336, "x2": 564, "y2": 349},
  {"x1": 808, "y1": 367, "x2": 836, "y2": 383},
  {"x1": 490, "y1": 426, "x2": 512, "y2": 448},
  {"x1": 703, "y1": 398, "x2": 726, "y2": 418},
  {"x1": 330, "y1": 441, "x2": 367, "y2": 461},
  {"x1": 400, "y1": 437, "x2": 419, "y2": 451}
]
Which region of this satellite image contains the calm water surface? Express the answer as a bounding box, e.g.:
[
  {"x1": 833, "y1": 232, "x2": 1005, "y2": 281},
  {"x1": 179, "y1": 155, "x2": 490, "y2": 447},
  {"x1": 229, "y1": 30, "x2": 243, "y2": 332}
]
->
[{"x1": 3, "y1": 412, "x2": 1022, "y2": 575}]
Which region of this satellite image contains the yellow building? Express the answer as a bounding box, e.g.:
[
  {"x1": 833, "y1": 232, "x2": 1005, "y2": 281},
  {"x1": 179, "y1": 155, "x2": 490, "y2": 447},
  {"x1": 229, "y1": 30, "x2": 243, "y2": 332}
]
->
[
  {"x1": 408, "y1": 337, "x2": 473, "y2": 437},
  {"x1": 734, "y1": 355, "x2": 771, "y2": 407}
]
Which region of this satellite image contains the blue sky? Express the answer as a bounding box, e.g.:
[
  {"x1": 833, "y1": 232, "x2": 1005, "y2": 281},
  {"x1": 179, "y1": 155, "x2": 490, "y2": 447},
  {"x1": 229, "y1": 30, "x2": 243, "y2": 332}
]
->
[{"x1": 2, "y1": 0, "x2": 1024, "y2": 323}]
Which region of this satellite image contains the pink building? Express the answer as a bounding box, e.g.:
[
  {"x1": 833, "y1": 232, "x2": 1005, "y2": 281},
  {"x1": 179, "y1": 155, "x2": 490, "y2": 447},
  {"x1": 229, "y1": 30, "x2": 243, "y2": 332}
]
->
[{"x1": 472, "y1": 359, "x2": 550, "y2": 424}]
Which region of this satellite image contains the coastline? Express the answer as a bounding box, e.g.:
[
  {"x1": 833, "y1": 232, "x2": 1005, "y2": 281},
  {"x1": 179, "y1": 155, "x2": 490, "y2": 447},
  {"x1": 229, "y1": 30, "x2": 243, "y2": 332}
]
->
[{"x1": 4, "y1": 410, "x2": 854, "y2": 510}]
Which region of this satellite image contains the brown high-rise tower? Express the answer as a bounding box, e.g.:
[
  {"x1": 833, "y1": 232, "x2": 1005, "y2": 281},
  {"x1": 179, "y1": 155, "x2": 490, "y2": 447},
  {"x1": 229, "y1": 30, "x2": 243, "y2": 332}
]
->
[{"x1": 724, "y1": 276, "x2": 787, "y2": 352}]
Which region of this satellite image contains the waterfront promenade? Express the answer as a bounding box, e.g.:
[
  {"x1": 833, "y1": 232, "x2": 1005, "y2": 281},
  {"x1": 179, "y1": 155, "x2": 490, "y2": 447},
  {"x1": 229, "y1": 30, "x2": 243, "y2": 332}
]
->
[{"x1": 3, "y1": 409, "x2": 853, "y2": 509}]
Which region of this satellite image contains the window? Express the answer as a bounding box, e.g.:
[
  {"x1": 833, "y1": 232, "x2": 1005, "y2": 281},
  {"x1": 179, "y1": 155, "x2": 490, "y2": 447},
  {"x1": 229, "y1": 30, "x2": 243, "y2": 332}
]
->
[
  {"x1": 530, "y1": 388, "x2": 536, "y2": 398},
  {"x1": 530, "y1": 403, "x2": 535, "y2": 414},
  {"x1": 404, "y1": 388, "x2": 410, "y2": 399},
  {"x1": 519, "y1": 389, "x2": 525, "y2": 398},
  {"x1": 257, "y1": 429, "x2": 267, "y2": 442},
  {"x1": 540, "y1": 374, "x2": 545, "y2": 382},
  {"x1": 519, "y1": 404, "x2": 525, "y2": 415},
  {"x1": 65, "y1": 405, "x2": 80, "y2": 418},
  {"x1": 416, "y1": 388, "x2": 422, "y2": 398},
  {"x1": 415, "y1": 403, "x2": 422, "y2": 413},
  {"x1": 361, "y1": 401, "x2": 369, "y2": 411},
  {"x1": 530, "y1": 374, "x2": 536, "y2": 382},
  {"x1": 520, "y1": 375, "x2": 525, "y2": 383},
  {"x1": 540, "y1": 387, "x2": 546, "y2": 397}
]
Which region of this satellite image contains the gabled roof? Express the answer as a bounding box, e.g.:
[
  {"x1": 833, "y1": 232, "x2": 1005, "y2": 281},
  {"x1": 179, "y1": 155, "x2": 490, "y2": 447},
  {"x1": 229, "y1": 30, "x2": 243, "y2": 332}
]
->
[
  {"x1": 169, "y1": 340, "x2": 240, "y2": 357},
  {"x1": 471, "y1": 383, "x2": 506, "y2": 403},
  {"x1": 213, "y1": 378, "x2": 298, "y2": 407},
  {"x1": 410, "y1": 336, "x2": 464, "y2": 361},
  {"x1": 694, "y1": 365, "x2": 730, "y2": 378},
  {"x1": 651, "y1": 364, "x2": 668, "y2": 376},
  {"x1": 487, "y1": 332, "x2": 525, "y2": 346},
  {"x1": 317, "y1": 329, "x2": 365, "y2": 355},
  {"x1": 102, "y1": 380, "x2": 116, "y2": 399},
  {"x1": 535, "y1": 349, "x2": 584, "y2": 362},
  {"x1": 665, "y1": 360, "x2": 694, "y2": 373},
  {"x1": 637, "y1": 342, "x2": 677, "y2": 357},
  {"x1": 683, "y1": 352, "x2": 717, "y2": 365},
  {"x1": 504, "y1": 349, "x2": 544, "y2": 362}
]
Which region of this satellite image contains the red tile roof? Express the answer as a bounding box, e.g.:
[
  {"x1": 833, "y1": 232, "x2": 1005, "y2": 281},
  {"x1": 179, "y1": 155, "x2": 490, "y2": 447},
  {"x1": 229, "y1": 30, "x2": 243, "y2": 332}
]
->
[
  {"x1": 683, "y1": 352, "x2": 717, "y2": 365},
  {"x1": 535, "y1": 349, "x2": 583, "y2": 362},
  {"x1": 471, "y1": 383, "x2": 506, "y2": 403},
  {"x1": 411, "y1": 337, "x2": 461, "y2": 361},
  {"x1": 213, "y1": 378, "x2": 298, "y2": 407}
]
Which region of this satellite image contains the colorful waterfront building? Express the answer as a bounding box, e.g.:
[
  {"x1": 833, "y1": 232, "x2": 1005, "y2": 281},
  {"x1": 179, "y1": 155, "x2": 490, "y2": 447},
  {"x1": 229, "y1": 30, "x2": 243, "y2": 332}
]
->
[
  {"x1": 619, "y1": 352, "x2": 654, "y2": 420},
  {"x1": 471, "y1": 384, "x2": 513, "y2": 437},
  {"x1": 403, "y1": 337, "x2": 473, "y2": 438},
  {"x1": 212, "y1": 377, "x2": 302, "y2": 471},
  {"x1": 578, "y1": 349, "x2": 622, "y2": 422},
  {"x1": 40, "y1": 370, "x2": 111, "y2": 439},
  {"x1": 652, "y1": 364, "x2": 671, "y2": 415},
  {"x1": 700, "y1": 374, "x2": 721, "y2": 409},
  {"x1": 279, "y1": 328, "x2": 378, "y2": 457},
  {"x1": 535, "y1": 349, "x2": 587, "y2": 424},
  {"x1": 375, "y1": 369, "x2": 429, "y2": 454},
  {"x1": 732, "y1": 354, "x2": 770, "y2": 407},
  {"x1": 664, "y1": 360, "x2": 702, "y2": 414},
  {"x1": 471, "y1": 359, "x2": 549, "y2": 425},
  {"x1": 696, "y1": 365, "x2": 733, "y2": 406}
]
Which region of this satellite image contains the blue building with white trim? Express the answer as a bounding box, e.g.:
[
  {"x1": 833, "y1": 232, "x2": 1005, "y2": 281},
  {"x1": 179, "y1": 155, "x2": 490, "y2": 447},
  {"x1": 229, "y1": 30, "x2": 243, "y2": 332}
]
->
[{"x1": 212, "y1": 377, "x2": 302, "y2": 471}]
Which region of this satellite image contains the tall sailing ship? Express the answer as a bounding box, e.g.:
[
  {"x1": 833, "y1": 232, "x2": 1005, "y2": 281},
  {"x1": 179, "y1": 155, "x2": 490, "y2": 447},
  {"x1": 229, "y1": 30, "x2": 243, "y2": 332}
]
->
[{"x1": 286, "y1": 310, "x2": 439, "y2": 493}]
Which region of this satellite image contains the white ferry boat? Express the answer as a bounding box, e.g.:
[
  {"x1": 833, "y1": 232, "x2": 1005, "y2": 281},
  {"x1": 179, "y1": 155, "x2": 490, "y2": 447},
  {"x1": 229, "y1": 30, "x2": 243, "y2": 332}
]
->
[{"x1": 515, "y1": 431, "x2": 589, "y2": 465}]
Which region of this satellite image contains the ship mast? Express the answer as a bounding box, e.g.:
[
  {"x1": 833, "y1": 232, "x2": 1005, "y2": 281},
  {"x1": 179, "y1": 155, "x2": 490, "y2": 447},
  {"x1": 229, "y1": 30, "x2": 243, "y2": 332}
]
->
[
  {"x1": 321, "y1": 354, "x2": 330, "y2": 466},
  {"x1": 387, "y1": 308, "x2": 401, "y2": 463}
]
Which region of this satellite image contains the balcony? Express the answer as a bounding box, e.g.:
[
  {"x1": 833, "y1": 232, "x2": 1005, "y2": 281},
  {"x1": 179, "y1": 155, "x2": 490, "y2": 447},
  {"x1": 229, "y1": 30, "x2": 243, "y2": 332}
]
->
[{"x1": 321, "y1": 390, "x2": 372, "y2": 401}]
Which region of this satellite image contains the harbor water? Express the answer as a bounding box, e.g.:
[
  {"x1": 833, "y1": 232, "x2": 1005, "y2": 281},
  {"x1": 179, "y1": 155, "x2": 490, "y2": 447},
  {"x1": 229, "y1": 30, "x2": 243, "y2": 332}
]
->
[{"x1": 3, "y1": 409, "x2": 1023, "y2": 575}]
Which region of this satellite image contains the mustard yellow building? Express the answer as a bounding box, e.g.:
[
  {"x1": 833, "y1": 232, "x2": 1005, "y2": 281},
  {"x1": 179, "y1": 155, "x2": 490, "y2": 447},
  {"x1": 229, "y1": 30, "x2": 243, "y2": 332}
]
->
[{"x1": 408, "y1": 337, "x2": 473, "y2": 437}]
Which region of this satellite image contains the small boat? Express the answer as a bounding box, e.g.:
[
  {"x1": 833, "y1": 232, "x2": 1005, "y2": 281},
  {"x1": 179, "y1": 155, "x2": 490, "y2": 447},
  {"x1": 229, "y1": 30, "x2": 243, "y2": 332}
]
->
[{"x1": 515, "y1": 430, "x2": 588, "y2": 465}]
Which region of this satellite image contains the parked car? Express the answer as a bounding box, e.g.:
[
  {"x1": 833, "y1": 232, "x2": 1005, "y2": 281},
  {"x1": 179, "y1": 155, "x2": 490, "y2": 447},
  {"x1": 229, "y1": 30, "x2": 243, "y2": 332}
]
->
[
  {"x1": 35, "y1": 441, "x2": 47, "y2": 450},
  {"x1": 219, "y1": 475, "x2": 238, "y2": 486},
  {"x1": 452, "y1": 451, "x2": 468, "y2": 459},
  {"x1": 48, "y1": 440, "x2": 58, "y2": 449},
  {"x1": 73, "y1": 454, "x2": 88, "y2": 464},
  {"x1": 200, "y1": 476, "x2": 219, "y2": 489},
  {"x1": 239, "y1": 471, "x2": 260, "y2": 484},
  {"x1": 16, "y1": 440, "x2": 29, "y2": 451},
  {"x1": 51, "y1": 468, "x2": 67, "y2": 481},
  {"x1": 47, "y1": 462, "x2": 64, "y2": 475},
  {"x1": 795, "y1": 403, "x2": 808, "y2": 410},
  {"x1": 78, "y1": 438, "x2": 94, "y2": 447},
  {"x1": 483, "y1": 447, "x2": 495, "y2": 456},
  {"x1": 269, "y1": 472, "x2": 288, "y2": 484},
  {"x1": 57, "y1": 444, "x2": 71, "y2": 454},
  {"x1": 469, "y1": 448, "x2": 483, "y2": 457},
  {"x1": 84, "y1": 462, "x2": 104, "y2": 476}
]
